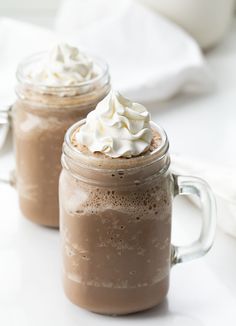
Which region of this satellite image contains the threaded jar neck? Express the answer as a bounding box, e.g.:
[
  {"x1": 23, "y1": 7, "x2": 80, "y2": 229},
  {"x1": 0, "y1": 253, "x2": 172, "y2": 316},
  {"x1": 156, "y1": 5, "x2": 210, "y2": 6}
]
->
[
  {"x1": 15, "y1": 52, "x2": 110, "y2": 110},
  {"x1": 62, "y1": 120, "x2": 170, "y2": 187}
]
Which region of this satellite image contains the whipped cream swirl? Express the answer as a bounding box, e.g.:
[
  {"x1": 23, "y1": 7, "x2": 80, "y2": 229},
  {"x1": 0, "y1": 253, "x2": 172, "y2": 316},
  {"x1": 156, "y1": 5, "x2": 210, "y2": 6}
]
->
[
  {"x1": 75, "y1": 91, "x2": 153, "y2": 158},
  {"x1": 26, "y1": 43, "x2": 96, "y2": 86}
]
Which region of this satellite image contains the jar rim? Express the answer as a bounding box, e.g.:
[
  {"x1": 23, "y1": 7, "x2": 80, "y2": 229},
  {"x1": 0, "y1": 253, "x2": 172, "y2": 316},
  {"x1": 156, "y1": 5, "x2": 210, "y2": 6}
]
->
[
  {"x1": 16, "y1": 51, "x2": 110, "y2": 93},
  {"x1": 63, "y1": 119, "x2": 169, "y2": 173}
]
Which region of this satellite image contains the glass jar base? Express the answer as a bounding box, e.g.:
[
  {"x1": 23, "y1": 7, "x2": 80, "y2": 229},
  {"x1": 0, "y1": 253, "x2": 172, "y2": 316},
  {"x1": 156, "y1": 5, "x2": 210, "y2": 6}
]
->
[
  {"x1": 19, "y1": 200, "x2": 59, "y2": 228},
  {"x1": 63, "y1": 274, "x2": 169, "y2": 315}
]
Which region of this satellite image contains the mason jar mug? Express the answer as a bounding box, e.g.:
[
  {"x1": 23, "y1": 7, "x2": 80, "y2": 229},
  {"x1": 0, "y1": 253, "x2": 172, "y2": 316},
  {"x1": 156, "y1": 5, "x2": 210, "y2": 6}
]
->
[
  {"x1": 59, "y1": 120, "x2": 216, "y2": 315},
  {"x1": 0, "y1": 52, "x2": 110, "y2": 227}
]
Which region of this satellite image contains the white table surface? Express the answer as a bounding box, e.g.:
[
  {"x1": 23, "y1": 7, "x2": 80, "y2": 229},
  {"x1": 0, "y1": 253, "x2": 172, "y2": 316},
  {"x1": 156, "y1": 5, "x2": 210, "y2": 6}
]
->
[{"x1": 1, "y1": 19, "x2": 236, "y2": 326}]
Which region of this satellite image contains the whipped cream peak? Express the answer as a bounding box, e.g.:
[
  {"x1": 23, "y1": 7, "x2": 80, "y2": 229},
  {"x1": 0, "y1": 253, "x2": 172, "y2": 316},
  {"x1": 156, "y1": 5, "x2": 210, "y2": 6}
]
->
[
  {"x1": 26, "y1": 42, "x2": 96, "y2": 86},
  {"x1": 75, "y1": 90, "x2": 153, "y2": 158}
]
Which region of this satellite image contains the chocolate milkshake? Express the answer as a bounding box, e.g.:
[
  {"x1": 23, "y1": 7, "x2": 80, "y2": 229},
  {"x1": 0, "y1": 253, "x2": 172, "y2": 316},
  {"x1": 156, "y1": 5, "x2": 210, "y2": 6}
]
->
[
  {"x1": 12, "y1": 43, "x2": 110, "y2": 227},
  {"x1": 59, "y1": 91, "x2": 173, "y2": 314},
  {"x1": 60, "y1": 91, "x2": 217, "y2": 314}
]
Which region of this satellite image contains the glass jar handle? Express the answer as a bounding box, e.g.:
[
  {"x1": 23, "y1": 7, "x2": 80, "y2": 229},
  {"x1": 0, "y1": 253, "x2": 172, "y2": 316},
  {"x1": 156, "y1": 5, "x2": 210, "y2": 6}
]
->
[
  {"x1": 0, "y1": 170, "x2": 16, "y2": 186},
  {"x1": 0, "y1": 105, "x2": 11, "y2": 148},
  {"x1": 171, "y1": 174, "x2": 216, "y2": 265},
  {"x1": 0, "y1": 105, "x2": 15, "y2": 186}
]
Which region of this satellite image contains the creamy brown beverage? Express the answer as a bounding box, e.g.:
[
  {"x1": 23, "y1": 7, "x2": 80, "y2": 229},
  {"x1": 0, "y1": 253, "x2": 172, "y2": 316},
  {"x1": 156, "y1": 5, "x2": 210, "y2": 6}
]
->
[
  {"x1": 60, "y1": 91, "x2": 172, "y2": 314},
  {"x1": 12, "y1": 43, "x2": 110, "y2": 227},
  {"x1": 60, "y1": 91, "x2": 216, "y2": 315}
]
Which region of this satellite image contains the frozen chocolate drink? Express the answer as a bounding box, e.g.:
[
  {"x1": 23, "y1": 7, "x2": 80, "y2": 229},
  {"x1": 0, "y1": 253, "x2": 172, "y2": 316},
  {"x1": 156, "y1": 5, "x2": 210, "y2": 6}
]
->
[
  {"x1": 59, "y1": 91, "x2": 216, "y2": 315},
  {"x1": 12, "y1": 43, "x2": 110, "y2": 227}
]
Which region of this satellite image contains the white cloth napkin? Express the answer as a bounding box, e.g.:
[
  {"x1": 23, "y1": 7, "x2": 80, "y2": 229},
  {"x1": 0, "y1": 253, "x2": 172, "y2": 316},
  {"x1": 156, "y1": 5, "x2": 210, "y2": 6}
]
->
[
  {"x1": 55, "y1": 0, "x2": 213, "y2": 102},
  {"x1": 171, "y1": 154, "x2": 236, "y2": 238},
  {"x1": 0, "y1": 2, "x2": 213, "y2": 104}
]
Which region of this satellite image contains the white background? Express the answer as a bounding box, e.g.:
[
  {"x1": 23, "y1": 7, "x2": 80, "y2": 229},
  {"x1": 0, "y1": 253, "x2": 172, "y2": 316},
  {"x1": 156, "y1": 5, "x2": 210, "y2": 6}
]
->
[
  {"x1": 0, "y1": 0, "x2": 60, "y2": 11},
  {"x1": 0, "y1": 0, "x2": 61, "y2": 26}
]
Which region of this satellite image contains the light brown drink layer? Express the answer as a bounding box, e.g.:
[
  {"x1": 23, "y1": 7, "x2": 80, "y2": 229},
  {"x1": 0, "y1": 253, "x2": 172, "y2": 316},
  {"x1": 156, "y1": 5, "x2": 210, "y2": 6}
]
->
[
  {"x1": 13, "y1": 85, "x2": 109, "y2": 227},
  {"x1": 60, "y1": 127, "x2": 172, "y2": 314}
]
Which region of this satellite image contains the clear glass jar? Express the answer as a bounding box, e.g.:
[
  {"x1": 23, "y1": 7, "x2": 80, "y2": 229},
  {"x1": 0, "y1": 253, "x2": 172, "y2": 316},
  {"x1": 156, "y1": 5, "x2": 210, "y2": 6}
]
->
[
  {"x1": 59, "y1": 120, "x2": 216, "y2": 315},
  {"x1": 12, "y1": 52, "x2": 110, "y2": 227}
]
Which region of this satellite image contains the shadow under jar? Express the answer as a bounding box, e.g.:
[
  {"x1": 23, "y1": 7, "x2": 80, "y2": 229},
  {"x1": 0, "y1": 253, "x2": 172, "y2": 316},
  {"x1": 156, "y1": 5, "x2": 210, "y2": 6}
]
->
[
  {"x1": 59, "y1": 120, "x2": 216, "y2": 315},
  {"x1": 12, "y1": 53, "x2": 110, "y2": 227}
]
